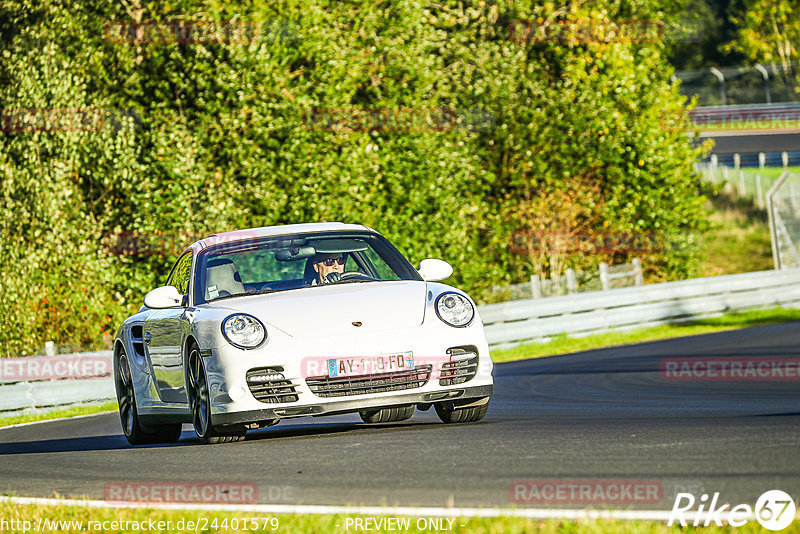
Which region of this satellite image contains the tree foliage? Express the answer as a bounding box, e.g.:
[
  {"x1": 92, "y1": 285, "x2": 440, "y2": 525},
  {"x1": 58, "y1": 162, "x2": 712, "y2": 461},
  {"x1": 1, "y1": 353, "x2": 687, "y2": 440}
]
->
[
  {"x1": 0, "y1": 0, "x2": 709, "y2": 355},
  {"x1": 726, "y1": 0, "x2": 799, "y2": 94}
]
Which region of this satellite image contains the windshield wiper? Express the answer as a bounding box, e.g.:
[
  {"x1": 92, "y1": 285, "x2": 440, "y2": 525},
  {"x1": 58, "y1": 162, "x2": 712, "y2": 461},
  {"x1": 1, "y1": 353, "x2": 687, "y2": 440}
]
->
[
  {"x1": 208, "y1": 288, "x2": 274, "y2": 302},
  {"x1": 247, "y1": 288, "x2": 276, "y2": 296},
  {"x1": 208, "y1": 293, "x2": 248, "y2": 302}
]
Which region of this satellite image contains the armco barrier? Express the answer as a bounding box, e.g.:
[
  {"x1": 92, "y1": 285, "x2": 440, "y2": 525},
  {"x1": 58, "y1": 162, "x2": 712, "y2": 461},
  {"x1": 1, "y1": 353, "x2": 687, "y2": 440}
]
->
[
  {"x1": 0, "y1": 351, "x2": 115, "y2": 413},
  {"x1": 2, "y1": 269, "x2": 800, "y2": 413},
  {"x1": 0, "y1": 378, "x2": 116, "y2": 412},
  {"x1": 480, "y1": 268, "x2": 800, "y2": 348}
]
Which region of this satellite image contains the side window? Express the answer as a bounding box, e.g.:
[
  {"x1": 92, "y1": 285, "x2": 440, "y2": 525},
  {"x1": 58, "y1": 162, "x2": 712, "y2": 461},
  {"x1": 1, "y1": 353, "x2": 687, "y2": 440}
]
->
[
  {"x1": 362, "y1": 248, "x2": 401, "y2": 280},
  {"x1": 344, "y1": 254, "x2": 361, "y2": 273},
  {"x1": 166, "y1": 253, "x2": 193, "y2": 296}
]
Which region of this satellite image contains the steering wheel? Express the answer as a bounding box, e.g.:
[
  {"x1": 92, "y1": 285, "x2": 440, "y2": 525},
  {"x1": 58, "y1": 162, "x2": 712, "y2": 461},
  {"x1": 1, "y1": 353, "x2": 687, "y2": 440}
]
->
[{"x1": 339, "y1": 271, "x2": 379, "y2": 282}]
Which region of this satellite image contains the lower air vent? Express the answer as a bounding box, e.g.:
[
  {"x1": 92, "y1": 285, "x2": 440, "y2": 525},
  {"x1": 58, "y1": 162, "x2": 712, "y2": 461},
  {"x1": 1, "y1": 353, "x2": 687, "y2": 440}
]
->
[
  {"x1": 306, "y1": 366, "x2": 432, "y2": 398},
  {"x1": 439, "y1": 346, "x2": 479, "y2": 386},
  {"x1": 246, "y1": 367, "x2": 299, "y2": 403}
]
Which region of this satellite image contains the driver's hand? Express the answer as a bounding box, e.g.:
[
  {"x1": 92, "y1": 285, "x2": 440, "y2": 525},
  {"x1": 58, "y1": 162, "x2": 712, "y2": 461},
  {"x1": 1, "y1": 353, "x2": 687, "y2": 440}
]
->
[{"x1": 324, "y1": 272, "x2": 341, "y2": 284}]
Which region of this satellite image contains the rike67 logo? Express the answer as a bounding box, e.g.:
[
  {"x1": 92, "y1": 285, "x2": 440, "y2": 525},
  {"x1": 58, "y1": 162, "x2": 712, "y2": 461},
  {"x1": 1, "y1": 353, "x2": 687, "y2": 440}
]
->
[{"x1": 669, "y1": 490, "x2": 796, "y2": 530}]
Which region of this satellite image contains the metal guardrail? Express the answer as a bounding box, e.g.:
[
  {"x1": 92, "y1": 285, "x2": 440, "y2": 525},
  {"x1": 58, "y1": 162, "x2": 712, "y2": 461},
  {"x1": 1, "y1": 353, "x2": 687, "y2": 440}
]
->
[
  {"x1": 0, "y1": 378, "x2": 116, "y2": 413},
  {"x1": 0, "y1": 351, "x2": 114, "y2": 414},
  {"x1": 676, "y1": 63, "x2": 798, "y2": 107},
  {"x1": 2, "y1": 268, "x2": 800, "y2": 414},
  {"x1": 481, "y1": 268, "x2": 800, "y2": 348}
]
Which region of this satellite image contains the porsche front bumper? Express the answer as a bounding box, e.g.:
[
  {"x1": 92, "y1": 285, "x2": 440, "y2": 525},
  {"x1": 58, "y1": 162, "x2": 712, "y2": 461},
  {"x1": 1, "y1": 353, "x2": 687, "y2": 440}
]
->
[
  {"x1": 213, "y1": 384, "x2": 494, "y2": 426},
  {"x1": 203, "y1": 321, "x2": 495, "y2": 428}
]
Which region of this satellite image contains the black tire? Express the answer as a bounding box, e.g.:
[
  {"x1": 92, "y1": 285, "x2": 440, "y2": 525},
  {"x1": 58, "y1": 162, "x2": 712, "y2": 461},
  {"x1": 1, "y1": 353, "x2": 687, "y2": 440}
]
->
[
  {"x1": 359, "y1": 404, "x2": 415, "y2": 423},
  {"x1": 435, "y1": 398, "x2": 490, "y2": 424},
  {"x1": 187, "y1": 343, "x2": 246, "y2": 444},
  {"x1": 115, "y1": 349, "x2": 182, "y2": 445}
]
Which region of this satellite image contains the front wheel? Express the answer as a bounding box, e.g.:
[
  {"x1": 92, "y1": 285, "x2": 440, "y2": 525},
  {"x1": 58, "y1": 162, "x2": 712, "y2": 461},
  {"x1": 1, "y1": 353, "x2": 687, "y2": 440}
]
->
[
  {"x1": 435, "y1": 397, "x2": 490, "y2": 424},
  {"x1": 187, "y1": 344, "x2": 246, "y2": 444},
  {"x1": 116, "y1": 349, "x2": 182, "y2": 445}
]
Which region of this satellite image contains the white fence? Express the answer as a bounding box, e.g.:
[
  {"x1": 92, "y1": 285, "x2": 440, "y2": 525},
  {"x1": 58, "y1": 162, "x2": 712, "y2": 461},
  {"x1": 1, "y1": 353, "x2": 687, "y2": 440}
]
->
[
  {"x1": 487, "y1": 260, "x2": 643, "y2": 302},
  {"x1": 698, "y1": 151, "x2": 800, "y2": 209},
  {"x1": 2, "y1": 268, "x2": 800, "y2": 414},
  {"x1": 767, "y1": 171, "x2": 800, "y2": 269}
]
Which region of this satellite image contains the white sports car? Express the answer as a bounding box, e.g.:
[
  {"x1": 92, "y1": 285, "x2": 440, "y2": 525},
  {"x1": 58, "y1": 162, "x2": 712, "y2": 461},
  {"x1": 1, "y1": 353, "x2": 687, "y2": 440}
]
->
[{"x1": 113, "y1": 222, "x2": 494, "y2": 444}]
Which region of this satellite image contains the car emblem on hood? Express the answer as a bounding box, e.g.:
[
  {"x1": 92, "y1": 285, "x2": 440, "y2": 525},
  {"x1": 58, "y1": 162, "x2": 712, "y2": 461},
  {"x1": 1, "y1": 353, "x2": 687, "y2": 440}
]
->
[{"x1": 352, "y1": 321, "x2": 362, "y2": 327}]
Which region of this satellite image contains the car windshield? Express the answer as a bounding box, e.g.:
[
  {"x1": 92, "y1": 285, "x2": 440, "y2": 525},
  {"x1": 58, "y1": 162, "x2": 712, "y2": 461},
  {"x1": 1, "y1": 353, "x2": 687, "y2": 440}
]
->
[{"x1": 194, "y1": 231, "x2": 421, "y2": 304}]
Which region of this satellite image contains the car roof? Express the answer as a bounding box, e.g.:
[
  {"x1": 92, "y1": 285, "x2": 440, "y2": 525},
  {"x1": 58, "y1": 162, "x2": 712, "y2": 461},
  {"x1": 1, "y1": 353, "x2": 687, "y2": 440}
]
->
[{"x1": 191, "y1": 222, "x2": 376, "y2": 250}]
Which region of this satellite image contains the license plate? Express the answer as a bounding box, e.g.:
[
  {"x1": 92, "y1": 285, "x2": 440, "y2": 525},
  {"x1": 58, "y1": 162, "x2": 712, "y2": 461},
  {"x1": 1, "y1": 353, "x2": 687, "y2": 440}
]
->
[{"x1": 327, "y1": 352, "x2": 414, "y2": 377}]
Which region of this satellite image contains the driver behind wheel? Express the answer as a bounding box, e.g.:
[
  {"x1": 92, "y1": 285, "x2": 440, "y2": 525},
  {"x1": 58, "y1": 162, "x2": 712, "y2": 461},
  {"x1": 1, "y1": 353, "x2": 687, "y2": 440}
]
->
[{"x1": 311, "y1": 252, "x2": 346, "y2": 285}]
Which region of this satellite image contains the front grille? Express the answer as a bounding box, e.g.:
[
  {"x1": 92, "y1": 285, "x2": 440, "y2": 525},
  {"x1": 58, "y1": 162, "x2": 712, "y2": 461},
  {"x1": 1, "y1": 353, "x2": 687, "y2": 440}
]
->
[
  {"x1": 439, "y1": 347, "x2": 479, "y2": 386},
  {"x1": 246, "y1": 367, "x2": 299, "y2": 403},
  {"x1": 306, "y1": 365, "x2": 432, "y2": 398}
]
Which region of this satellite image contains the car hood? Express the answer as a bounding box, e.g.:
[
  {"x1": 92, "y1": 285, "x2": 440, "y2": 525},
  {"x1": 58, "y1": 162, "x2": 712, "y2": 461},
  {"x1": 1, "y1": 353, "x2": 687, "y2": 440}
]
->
[{"x1": 207, "y1": 280, "x2": 427, "y2": 337}]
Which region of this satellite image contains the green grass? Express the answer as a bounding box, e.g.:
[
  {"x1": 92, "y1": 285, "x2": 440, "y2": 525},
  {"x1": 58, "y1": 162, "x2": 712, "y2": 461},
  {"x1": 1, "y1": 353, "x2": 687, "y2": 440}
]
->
[
  {"x1": 0, "y1": 401, "x2": 117, "y2": 427},
  {"x1": 490, "y1": 308, "x2": 800, "y2": 363},
  {"x1": 1, "y1": 501, "x2": 796, "y2": 533},
  {"x1": 699, "y1": 193, "x2": 773, "y2": 277}
]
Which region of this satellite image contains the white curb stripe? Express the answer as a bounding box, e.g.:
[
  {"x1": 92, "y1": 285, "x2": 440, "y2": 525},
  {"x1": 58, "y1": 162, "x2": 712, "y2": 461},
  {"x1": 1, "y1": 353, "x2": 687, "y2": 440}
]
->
[{"x1": 0, "y1": 495, "x2": 759, "y2": 522}]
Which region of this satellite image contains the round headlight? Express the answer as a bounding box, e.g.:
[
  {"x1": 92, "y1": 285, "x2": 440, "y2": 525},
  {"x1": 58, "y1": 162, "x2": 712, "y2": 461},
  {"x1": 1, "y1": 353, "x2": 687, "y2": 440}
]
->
[
  {"x1": 435, "y1": 292, "x2": 475, "y2": 327},
  {"x1": 222, "y1": 314, "x2": 266, "y2": 349}
]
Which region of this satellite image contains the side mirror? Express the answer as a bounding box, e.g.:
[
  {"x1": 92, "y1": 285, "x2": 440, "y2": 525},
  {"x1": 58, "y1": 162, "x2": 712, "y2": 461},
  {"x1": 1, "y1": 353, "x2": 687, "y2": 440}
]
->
[
  {"x1": 143, "y1": 286, "x2": 184, "y2": 309},
  {"x1": 418, "y1": 258, "x2": 453, "y2": 282}
]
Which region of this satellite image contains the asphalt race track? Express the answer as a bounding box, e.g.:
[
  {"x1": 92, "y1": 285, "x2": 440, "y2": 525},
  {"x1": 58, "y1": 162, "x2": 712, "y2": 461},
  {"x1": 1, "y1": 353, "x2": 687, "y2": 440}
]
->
[
  {"x1": 704, "y1": 131, "x2": 800, "y2": 155},
  {"x1": 1, "y1": 323, "x2": 799, "y2": 510}
]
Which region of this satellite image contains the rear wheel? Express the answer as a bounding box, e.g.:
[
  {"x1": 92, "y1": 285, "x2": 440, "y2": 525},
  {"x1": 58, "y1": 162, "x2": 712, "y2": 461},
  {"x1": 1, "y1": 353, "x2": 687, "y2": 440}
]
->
[
  {"x1": 359, "y1": 405, "x2": 415, "y2": 423},
  {"x1": 187, "y1": 344, "x2": 246, "y2": 444},
  {"x1": 435, "y1": 398, "x2": 490, "y2": 424},
  {"x1": 115, "y1": 349, "x2": 182, "y2": 445}
]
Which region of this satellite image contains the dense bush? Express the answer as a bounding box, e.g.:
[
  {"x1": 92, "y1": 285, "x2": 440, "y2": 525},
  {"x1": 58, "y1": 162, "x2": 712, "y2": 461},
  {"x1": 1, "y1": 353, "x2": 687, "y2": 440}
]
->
[{"x1": 0, "y1": 0, "x2": 709, "y2": 356}]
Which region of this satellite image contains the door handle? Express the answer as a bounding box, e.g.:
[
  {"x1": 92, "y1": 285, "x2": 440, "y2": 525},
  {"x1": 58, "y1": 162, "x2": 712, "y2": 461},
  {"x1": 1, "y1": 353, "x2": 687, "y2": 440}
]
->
[{"x1": 144, "y1": 332, "x2": 152, "y2": 344}]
